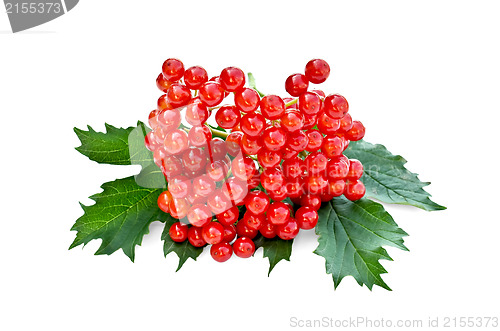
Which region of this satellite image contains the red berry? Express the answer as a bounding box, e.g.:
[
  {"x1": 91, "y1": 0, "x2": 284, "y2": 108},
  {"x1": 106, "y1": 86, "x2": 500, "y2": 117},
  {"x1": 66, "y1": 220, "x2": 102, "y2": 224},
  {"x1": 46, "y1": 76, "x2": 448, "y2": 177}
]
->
[
  {"x1": 233, "y1": 237, "x2": 255, "y2": 258},
  {"x1": 157, "y1": 94, "x2": 173, "y2": 111},
  {"x1": 300, "y1": 194, "x2": 321, "y2": 210},
  {"x1": 260, "y1": 95, "x2": 286, "y2": 120},
  {"x1": 207, "y1": 192, "x2": 233, "y2": 215},
  {"x1": 158, "y1": 190, "x2": 173, "y2": 213},
  {"x1": 241, "y1": 134, "x2": 263, "y2": 155},
  {"x1": 295, "y1": 207, "x2": 319, "y2": 230},
  {"x1": 188, "y1": 125, "x2": 212, "y2": 147},
  {"x1": 168, "y1": 176, "x2": 191, "y2": 199},
  {"x1": 145, "y1": 131, "x2": 158, "y2": 152},
  {"x1": 162, "y1": 58, "x2": 184, "y2": 82},
  {"x1": 257, "y1": 149, "x2": 281, "y2": 168},
  {"x1": 298, "y1": 91, "x2": 322, "y2": 115},
  {"x1": 305, "y1": 151, "x2": 328, "y2": 174},
  {"x1": 282, "y1": 158, "x2": 305, "y2": 179},
  {"x1": 148, "y1": 109, "x2": 160, "y2": 129},
  {"x1": 164, "y1": 129, "x2": 188, "y2": 155},
  {"x1": 187, "y1": 204, "x2": 213, "y2": 227},
  {"x1": 280, "y1": 110, "x2": 304, "y2": 132},
  {"x1": 208, "y1": 138, "x2": 228, "y2": 161},
  {"x1": 206, "y1": 160, "x2": 228, "y2": 182},
  {"x1": 167, "y1": 83, "x2": 192, "y2": 108},
  {"x1": 222, "y1": 224, "x2": 237, "y2": 243},
  {"x1": 282, "y1": 147, "x2": 299, "y2": 160},
  {"x1": 192, "y1": 174, "x2": 216, "y2": 197},
  {"x1": 302, "y1": 114, "x2": 318, "y2": 130},
  {"x1": 199, "y1": 81, "x2": 225, "y2": 107},
  {"x1": 327, "y1": 179, "x2": 346, "y2": 197},
  {"x1": 311, "y1": 89, "x2": 326, "y2": 98},
  {"x1": 323, "y1": 94, "x2": 349, "y2": 119},
  {"x1": 240, "y1": 113, "x2": 266, "y2": 137},
  {"x1": 215, "y1": 105, "x2": 241, "y2": 129},
  {"x1": 305, "y1": 59, "x2": 330, "y2": 84},
  {"x1": 185, "y1": 99, "x2": 209, "y2": 126},
  {"x1": 345, "y1": 120, "x2": 365, "y2": 141},
  {"x1": 344, "y1": 180, "x2": 366, "y2": 201},
  {"x1": 305, "y1": 129, "x2": 323, "y2": 152},
  {"x1": 231, "y1": 156, "x2": 257, "y2": 181},
  {"x1": 182, "y1": 148, "x2": 207, "y2": 173},
  {"x1": 184, "y1": 66, "x2": 208, "y2": 90},
  {"x1": 220, "y1": 67, "x2": 245, "y2": 92},
  {"x1": 321, "y1": 136, "x2": 344, "y2": 158},
  {"x1": 285, "y1": 177, "x2": 304, "y2": 199},
  {"x1": 317, "y1": 112, "x2": 341, "y2": 135},
  {"x1": 234, "y1": 88, "x2": 260, "y2": 113},
  {"x1": 285, "y1": 73, "x2": 309, "y2": 97},
  {"x1": 338, "y1": 113, "x2": 353, "y2": 132},
  {"x1": 211, "y1": 242, "x2": 233, "y2": 262},
  {"x1": 201, "y1": 222, "x2": 225, "y2": 245},
  {"x1": 259, "y1": 220, "x2": 276, "y2": 239},
  {"x1": 169, "y1": 222, "x2": 189, "y2": 242},
  {"x1": 222, "y1": 177, "x2": 248, "y2": 205},
  {"x1": 156, "y1": 73, "x2": 173, "y2": 93},
  {"x1": 161, "y1": 155, "x2": 183, "y2": 178},
  {"x1": 326, "y1": 156, "x2": 350, "y2": 179},
  {"x1": 225, "y1": 131, "x2": 243, "y2": 156},
  {"x1": 186, "y1": 191, "x2": 207, "y2": 205},
  {"x1": 243, "y1": 212, "x2": 265, "y2": 230},
  {"x1": 306, "y1": 173, "x2": 328, "y2": 195},
  {"x1": 158, "y1": 109, "x2": 182, "y2": 132},
  {"x1": 287, "y1": 130, "x2": 309, "y2": 152},
  {"x1": 188, "y1": 226, "x2": 206, "y2": 247},
  {"x1": 169, "y1": 198, "x2": 190, "y2": 219},
  {"x1": 262, "y1": 126, "x2": 287, "y2": 151},
  {"x1": 235, "y1": 222, "x2": 258, "y2": 240},
  {"x1": 276, "y1": 219, "x2": 300, "y2": 240},
  {"x1": 267, "y1": 186, "x2": 287, "y2": 201},
  {"x1": 261, "y1": 167, "x2": 286, "y2": 192},
  {"x1": 216, "y1": 206, "x2": 240, "y2": 226},
  {"x1": 244, "y1": 190, "x2": 270, "y2": 215},
  {"x1": 347, "y1": 159, "x2": 364, "y2": 180},
  {"x1": 267, "y1": 202, "x2": 291, "y2": 226}
]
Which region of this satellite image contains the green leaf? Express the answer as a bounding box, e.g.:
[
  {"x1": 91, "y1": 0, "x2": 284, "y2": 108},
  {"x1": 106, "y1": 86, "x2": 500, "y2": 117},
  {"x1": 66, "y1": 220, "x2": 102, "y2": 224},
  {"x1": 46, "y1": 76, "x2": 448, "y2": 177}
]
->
[
  {"x1": 254, "y1": 235, "x2": 293, "y2": 275},
  {"x1": 315, "y1": 197, "x2": 408, "y2": 290},
  {"x1": 69, "y1": 176, "x2": 168, "y2": 261},
  {"x1": 74, "y1": 123, "x2": 135, "y2": 165},
  {"x1": 161, "y1": 215, "x2": 204, "y2": 271},
  {"x1": 344, "y1": 140, "x2": 446, "y2": 211},
  {"x1": 128, "y1": 122, "x2": 166, "y2": 189},
  {"x1": 247, "y1": 72, "x2": 265, "y2": 97}
]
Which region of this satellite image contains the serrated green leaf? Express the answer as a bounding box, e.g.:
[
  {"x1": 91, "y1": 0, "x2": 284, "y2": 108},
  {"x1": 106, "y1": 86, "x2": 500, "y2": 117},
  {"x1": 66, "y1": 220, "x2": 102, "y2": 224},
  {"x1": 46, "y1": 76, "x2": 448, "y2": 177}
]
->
[
  {"x1": 344, "y1": 140, "x2": 446, "y2": 211},
  {"x1": 128, "y1": 122, "x2": 166, "y2": 189},
  {"x1": 254, "y1": 235, "x2": 293, "y2": 275},
  {"x1": 315, "y1": 197, "x2": 408, "y2": 290},
  {"x1": 161, "y1": 215, "x2": 204, "y2": 271},
  {"x1": 74, "y1": 123, "x2": 135, "y2": 165},
  {"x1": 69, "y1": 176, "x2": 168, "y2": 261}
]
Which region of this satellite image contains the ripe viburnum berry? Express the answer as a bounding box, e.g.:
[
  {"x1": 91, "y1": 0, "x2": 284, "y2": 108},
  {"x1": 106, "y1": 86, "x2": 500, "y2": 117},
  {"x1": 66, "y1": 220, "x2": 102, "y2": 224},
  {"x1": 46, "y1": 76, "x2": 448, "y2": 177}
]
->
[{"x1": 233, "y1": 237, "x2": 255, "y2": 258}]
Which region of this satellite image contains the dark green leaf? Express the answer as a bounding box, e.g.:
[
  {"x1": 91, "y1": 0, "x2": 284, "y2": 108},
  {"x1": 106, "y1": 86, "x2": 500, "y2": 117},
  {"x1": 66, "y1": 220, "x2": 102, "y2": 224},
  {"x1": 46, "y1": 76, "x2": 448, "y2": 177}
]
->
[
  {"x1": 344, "y1": 140, "x2": 446, "y2": 211},
  {"x1": 69, "y1": 176, "x2": 168, "y2": 261},
  {"x1": 315, "y1": 197, "x2": 408, "y2": 290},
  {"x1": 161, "y1": 216, "x2": 204, "y2": 271},
  {"x1": 74, "y1": 123, "x2": 135, "y2": 165},
  {"x1": 254, "y1": 235, "x2": 293, "y2": 275}
]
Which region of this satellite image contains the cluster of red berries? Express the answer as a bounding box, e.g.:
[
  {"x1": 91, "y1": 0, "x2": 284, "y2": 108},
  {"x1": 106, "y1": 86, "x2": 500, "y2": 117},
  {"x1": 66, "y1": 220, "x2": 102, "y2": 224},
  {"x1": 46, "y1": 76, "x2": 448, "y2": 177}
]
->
[{"x1": 145, "y1": 58, "x2": 366, "y2": 263}]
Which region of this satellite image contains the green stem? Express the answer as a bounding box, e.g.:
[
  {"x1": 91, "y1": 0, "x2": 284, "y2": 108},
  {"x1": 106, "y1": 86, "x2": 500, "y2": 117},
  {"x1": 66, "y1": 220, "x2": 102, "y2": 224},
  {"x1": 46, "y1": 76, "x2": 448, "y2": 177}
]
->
[{"x1": 285, "y1": 98, "x2": 298, "y2": 108}]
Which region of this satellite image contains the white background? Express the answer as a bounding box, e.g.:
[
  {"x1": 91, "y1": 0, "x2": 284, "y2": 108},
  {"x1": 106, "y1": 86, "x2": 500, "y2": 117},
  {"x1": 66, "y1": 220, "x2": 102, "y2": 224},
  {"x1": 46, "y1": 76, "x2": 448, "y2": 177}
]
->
[{"x1": 1, "y1": 1, "x2": 499, "y2": 330}]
